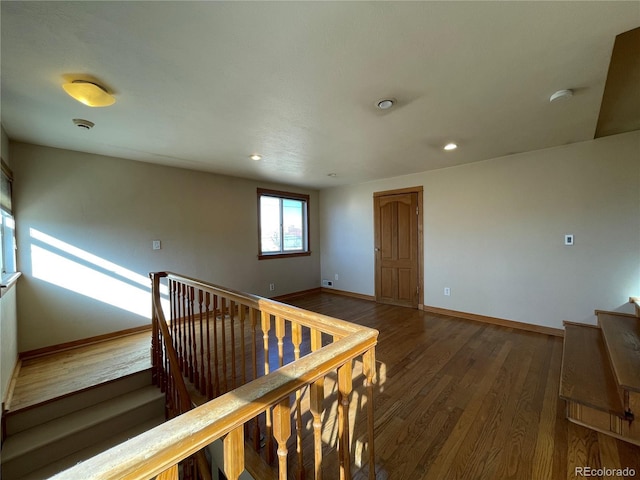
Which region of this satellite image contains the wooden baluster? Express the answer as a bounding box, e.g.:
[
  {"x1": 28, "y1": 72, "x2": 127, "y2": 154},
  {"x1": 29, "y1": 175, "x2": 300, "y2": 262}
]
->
[
  {"x1": 221, "y1": 298, "x2": 228, "y2": 393},
  {"x1": 164, "y1": 343, "x2": 171, "y2": 418},
  {"x1": 171, "y1": 280, "x2": 178, "y2": 376},
  {"x1": 205, "y1": 292, "x2": 213, "y2": 400},
  {"x1": 156, "y1": 463, "x2": 178, "y2": 480},
  {"x1": 176, "y1": 282, "x2": 182, "y2": 372},
  {"x1": 223, "y1": 426, "x2": 245, "y2": 480},
  {"x1": 261, "y1": 311, "x2": 274, "y2": 463},
  {"x1": 177, "y1": 282, "x2": 183, "y2": 374},
  {"x1": 310, "y1": 328, "x2": 324, "y2": 480},
  {"x1": 276, "y1": 315, "x2": 285, "y2": 368},
  {"x1": 240, "y1": 305, "x2": 247, "y2": 386},
  {"x1": 213, "y1": 295, "x2": 220, "y2": 397},
  {"x1": 180, "y1": 283, "x2": 187, "y2": 375},
  {"x1": 251, "y1": 307, "x2": 260, "y2": 451},
  {"x1": 168, "y1": 279, "x2": 179, "y2": 394},
  {"x1": 230, "y1": 300, "x2": 237, "y2": 389},
  {"x1": 188, "y1": 286, "x2": 196, "y2": 384},
  {"x1": 337, "y1": 361, "x2": 353, "y2": 480},
  {"x1": 156, "y1": 318, "x2": 165, "y2": 394},
  {"x1": 291, "y1": 322, "x2": 305, "y2": 480},
  {"x1": 363, "y1": 348, "x2": 377, "y2": 480},
  {"x1": 198, "y1": 290, "x2": 205, "y2": 394},
  {"x1": 273, "y1": 398, "x2": 292, "y2": 480}
]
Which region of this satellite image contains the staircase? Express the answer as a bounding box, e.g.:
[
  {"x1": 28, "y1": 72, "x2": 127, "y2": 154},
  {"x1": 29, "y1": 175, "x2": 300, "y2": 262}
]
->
[
  {"x1": 560, "y1": 298, "x2": 640, "y2": 446},
  {"x1": 1, "y1": 369, "x2": 165, "y2": 479}
]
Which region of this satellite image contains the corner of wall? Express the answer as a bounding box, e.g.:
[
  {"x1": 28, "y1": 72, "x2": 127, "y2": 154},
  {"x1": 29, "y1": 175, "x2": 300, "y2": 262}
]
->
[{"x1": 1, "y1": 125, "x2": 9, "y2": 163}]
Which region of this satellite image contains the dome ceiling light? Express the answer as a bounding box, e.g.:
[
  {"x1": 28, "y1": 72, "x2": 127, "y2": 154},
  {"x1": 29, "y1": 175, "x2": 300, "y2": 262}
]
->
[
  {"x1": 443, "y1": 143, "x2": 458, "y2": 151},
  {"x1": 63, "y1": 80, "x2": 116, "y2": 107}
]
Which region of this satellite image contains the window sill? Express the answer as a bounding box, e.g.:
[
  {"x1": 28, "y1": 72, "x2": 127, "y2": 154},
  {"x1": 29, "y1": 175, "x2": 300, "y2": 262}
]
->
[
  {"x1": 258, "y1": 252, "x2": 311, "y2": 260},
  {"x1": 0, "y1": 271, "x2": 22, "y2": 298}
]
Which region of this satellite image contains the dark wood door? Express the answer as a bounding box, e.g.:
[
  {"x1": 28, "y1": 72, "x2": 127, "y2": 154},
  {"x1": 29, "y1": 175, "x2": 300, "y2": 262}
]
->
[{"x1": 374, "y1": 192, "x2": 419, "y2": 307}]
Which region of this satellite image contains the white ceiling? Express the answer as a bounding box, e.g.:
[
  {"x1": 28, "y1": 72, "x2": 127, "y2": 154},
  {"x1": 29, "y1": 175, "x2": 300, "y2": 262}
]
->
[{"x1": 2, "y1": 1, "x2": 639, "y2": 189}]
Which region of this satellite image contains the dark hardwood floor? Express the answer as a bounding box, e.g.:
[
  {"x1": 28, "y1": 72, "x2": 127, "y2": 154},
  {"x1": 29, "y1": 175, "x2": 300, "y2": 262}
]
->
[{"x1": 284, "y1": 292, "x2": 640, "y2": 480}]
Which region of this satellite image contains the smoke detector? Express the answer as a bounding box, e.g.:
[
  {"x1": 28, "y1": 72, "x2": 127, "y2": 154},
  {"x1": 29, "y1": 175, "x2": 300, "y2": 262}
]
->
[
  {"x1": 376, "y1": 99, "x2": 395, "y2": 110},
  {"x1": 72, "y1": 118, "x2": 95, "y2": 130},
  {"x1": 549, "y1": 89, "x2": 573, "y2": 102}
]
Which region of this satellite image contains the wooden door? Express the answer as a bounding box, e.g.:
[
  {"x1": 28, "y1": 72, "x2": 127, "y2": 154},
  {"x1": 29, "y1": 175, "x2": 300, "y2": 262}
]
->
[{"x1": 374, "y1": 191, "x2": 419, "y2": 308}]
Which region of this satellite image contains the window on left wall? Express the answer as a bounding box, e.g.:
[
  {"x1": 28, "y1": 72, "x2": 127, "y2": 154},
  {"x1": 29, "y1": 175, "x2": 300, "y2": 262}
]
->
[{"x1": 1, "y1": 158, "x2": 17, "y2": 282}]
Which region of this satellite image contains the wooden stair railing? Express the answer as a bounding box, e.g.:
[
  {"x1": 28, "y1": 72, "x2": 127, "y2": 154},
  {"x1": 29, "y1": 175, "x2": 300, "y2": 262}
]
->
[
  {"x1": 560, "y1": 303, "x2": 640, "y2": 447},
  {"x1": 150, "y1": 273, "x2": 211, "y2": 480},
  {"x1": 50, "y1": 272, "x2": 379, "y2": 480}
]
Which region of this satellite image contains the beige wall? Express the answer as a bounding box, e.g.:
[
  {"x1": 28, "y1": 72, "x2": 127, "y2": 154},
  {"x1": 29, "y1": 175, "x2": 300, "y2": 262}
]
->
[
  {"x1": 320, "y1": 131, "x2": 640, "y2": 329},
  {"x1": 11, "y1": 143, "x2": 320, "y2": 351}
]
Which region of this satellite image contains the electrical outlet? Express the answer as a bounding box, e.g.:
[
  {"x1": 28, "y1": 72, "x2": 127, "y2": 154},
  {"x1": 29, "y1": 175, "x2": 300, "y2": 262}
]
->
[
  {"x1": 269, "y1": 283, "x2": 275, "y2": 291},
  {"x1": 444, "y1": 287, "x2": 451, "y2": 296},
  {"x1": 564, "y1": 234, "x2": 574, "y2": 246},
  {"x1": 152, "y1": 240, "x2": 161, "y2": 250}
]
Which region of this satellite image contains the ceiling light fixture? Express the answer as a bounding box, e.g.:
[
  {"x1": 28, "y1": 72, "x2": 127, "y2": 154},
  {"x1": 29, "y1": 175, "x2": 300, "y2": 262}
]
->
[
  {"x1": 250, "y1": 154, "x2": 262, "y2": 161},
  {"x1": 549, "y1": 89, "x2": 573, "y2": 103},
  {"x1": 443, "y1": 143, "x2": 458, "y2": 151},
  {"x1": 63, "y1": 80, "x2": 116, "y2": 107},
  {"x1": 376, "y1": 99, "x2": 395, "y2": 110},
  {"x1": 327, "y1": 173, "x2": 337, "y2": 177}
]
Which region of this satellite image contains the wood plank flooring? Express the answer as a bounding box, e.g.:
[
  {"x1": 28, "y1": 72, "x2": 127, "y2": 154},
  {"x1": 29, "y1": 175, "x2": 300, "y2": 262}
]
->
[
  {"x1": 8, "y1": 332, "x2": 151, "y2": 411},
  {"x1": 284, "y1": 293, "x2": 640, "y2": 480},
  {"x1": 7, "y1": 293, "x2": 640, "y2": 479}
]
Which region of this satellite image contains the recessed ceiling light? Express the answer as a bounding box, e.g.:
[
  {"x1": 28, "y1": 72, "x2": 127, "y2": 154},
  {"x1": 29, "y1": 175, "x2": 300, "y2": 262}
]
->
[
  {"x1": 63, "y1": 80, "x2": 116, "y2": 107},
  {"x1": 250, "y1": 154, "x2": 262, "y2": 161},
  {"x1": 549, "y1": 89, "x2": 573, "y2": 102},
  {"x1": 377, "y1": 99, "x2": 394, "y2": 110},
  {"x1": 443, "y1": 143, "x2": 458, "y2": 151}
]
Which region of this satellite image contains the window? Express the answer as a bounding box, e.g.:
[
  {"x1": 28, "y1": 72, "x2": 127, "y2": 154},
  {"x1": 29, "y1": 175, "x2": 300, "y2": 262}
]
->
[
  {"x1": 1, "y1": 158, "x2": 16, "y2": 281},
  {"x1": 258, "y1": 188, "x2": 310, "y2": 259}
]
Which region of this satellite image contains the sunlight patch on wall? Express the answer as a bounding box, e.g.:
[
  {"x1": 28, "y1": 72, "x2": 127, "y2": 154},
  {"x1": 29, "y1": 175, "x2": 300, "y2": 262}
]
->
[{"x1": 30, "y1": 228, "x2": 168, "y2": 318}]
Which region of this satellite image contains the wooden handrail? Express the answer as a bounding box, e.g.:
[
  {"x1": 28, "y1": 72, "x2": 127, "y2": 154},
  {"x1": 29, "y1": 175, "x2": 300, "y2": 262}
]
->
[
  {"x1": 50, "y1": 331, "x2": 376, "y2": 479},
  {"x1": 163, "y1": 271, "x2": 362, "y2": 337},
  {"x1": 51, "y1": 272, "x2": 378, "y2": 480}
]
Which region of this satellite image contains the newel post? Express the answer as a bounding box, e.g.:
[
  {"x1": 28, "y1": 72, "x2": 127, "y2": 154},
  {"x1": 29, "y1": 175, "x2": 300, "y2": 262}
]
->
[{"x1": 150, "y1": 272, "x2": 162, "y2": 386}]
